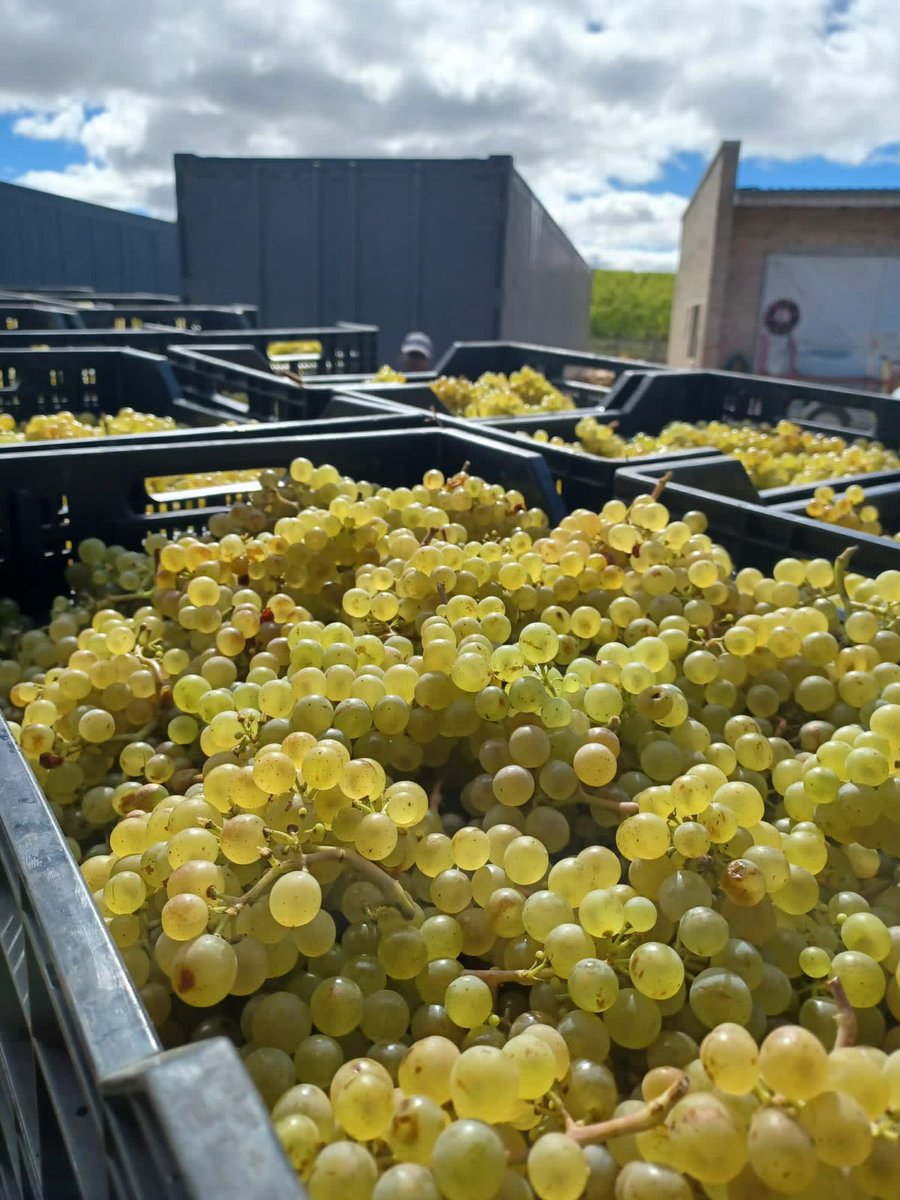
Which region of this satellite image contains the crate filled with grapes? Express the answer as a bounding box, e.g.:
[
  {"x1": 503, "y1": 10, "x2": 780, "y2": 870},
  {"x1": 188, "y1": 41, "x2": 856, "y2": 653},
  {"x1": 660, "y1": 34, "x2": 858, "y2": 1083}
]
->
[
  {"x1": 614, "y1": 453, "x2": 900, "y2": 573},
  {"x1": 463, "y1": 394, "x2": 900, "y2": 513},
  {"x1": 602, "y1": 365, "x2": 900, "y2": 445},
  {"x1": 3, "y1": 425, "x2": 900, "y2": 1197}
]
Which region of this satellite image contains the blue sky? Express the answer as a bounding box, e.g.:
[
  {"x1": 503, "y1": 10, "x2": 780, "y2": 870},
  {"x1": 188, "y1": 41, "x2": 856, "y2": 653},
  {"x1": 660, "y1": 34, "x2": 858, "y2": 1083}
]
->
[
  {"x1": 2, "y1": 0, "x2": 900, "y2": 271},
  {"x1": 612, "y1": 148, "x2": 900, "y2": 198}
]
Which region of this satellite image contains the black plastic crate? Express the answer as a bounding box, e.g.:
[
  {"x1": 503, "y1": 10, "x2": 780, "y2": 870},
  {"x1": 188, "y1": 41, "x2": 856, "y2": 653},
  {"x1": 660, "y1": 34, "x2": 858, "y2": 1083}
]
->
[
  {"x1": 436, "y1": 409, "x2": 721, "y2": 509},
  {"x1": 0, "y1": 348, "x2": 416, "y2": 463},
  {"x1": 166, "y1": 347, "x2": 415, "y2": 424},
  {"x1": 602, "y1": 368, "x2": 900, "y2": 444},
  {"x1": 0, "y1": 305, "x2": 85, "y2": 331},
  {"x1": 0, "y1": 425, "x2": 563, "y2": 609},
  {"x1": 76, "y1": 306, "x2": 256, "y2": 332},
  {"x1": 613, "y1": 454, "x2": 900, "y2": 573},
  {"x1": 434, "y1": 339, "x2": 660, "y2": 385},
  {"x1": 0, "y1": 324, "x2": 380, "y2": 374},
  {"x1": 4, "y1": 291, "x2": 181, "y2": 305},
  {"x1": 337, "y1": 374, "x2": 614, "y2": 421},
  {"x1": 0, "y1": 719, "x2": 302, "y2": 1200},
  {"x1": 0, "y1": 347, "x2": 236, "y2": 434}
]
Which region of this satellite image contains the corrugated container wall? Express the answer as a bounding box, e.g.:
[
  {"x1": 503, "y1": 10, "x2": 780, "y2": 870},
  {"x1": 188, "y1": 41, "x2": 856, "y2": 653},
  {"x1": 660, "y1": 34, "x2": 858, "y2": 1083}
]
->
[
  {"x1": 0, "y1": 181, "x2": 179, "y2": 293},
  {"x1": 175, "y1": 155, "x2": 591, "y2": 360}
]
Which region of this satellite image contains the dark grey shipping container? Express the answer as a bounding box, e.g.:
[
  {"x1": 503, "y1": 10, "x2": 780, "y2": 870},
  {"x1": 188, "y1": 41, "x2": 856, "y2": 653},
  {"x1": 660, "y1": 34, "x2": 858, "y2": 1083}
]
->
[
  {"x1": 175, "y1": 154, "x2": 592, "y2": 361},
  {"x1": 0, "y1": 180, "x2": 178, "y2": 294}
]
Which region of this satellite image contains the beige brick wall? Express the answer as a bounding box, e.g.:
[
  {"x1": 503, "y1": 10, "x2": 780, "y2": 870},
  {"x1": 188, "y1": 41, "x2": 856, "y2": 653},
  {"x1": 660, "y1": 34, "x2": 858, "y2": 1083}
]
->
[
  {"x1": 668, "y1": 142, "x2": 739, "y2": 366},
  {"x1": 716, "y1": 205, "x2": 900, "y2": 370}
]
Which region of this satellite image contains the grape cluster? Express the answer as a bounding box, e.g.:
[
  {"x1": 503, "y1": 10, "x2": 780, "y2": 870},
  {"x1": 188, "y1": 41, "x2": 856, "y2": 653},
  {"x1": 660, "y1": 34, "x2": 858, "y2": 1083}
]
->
[
  {"x1": 431, "y1": 368, "x2": 575, "y2": 419},
  {"x1": 807, "y1": 484, "x2": 900, "y2": 542},
  {"x1": 0, "y1": 407, "x2": 180, "y2": 442},
  {"x1": 370, "y1": 366, "x2": 407, "y2": 383},
  {"x1": 518, "y1": 416, "x2": 900, "y2": 490},
  {"x1": 4, "y1": 457, "x2": 900, "y2": 1198}
]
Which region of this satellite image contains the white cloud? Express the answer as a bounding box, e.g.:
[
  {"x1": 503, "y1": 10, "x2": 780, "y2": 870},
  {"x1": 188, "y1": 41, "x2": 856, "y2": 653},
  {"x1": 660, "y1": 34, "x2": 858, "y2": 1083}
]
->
[
  {"x1": 0, "y1": 0, "x2": 899, "y2": 269},
  {"x1": 12, "y1": 101, "x2": 86, "y2": 141}
]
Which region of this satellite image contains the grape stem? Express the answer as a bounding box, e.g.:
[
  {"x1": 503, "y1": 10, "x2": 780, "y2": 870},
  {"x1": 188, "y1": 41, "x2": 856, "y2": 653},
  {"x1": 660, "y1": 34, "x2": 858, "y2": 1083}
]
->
[
  {"x1": 829, "y1": 975, "x2": 857, "y2": 1048},
  {"x1": 213, "y1": 845, "x2": 418, "y2": 920},
  {"x1": 564, "y1": 1071, "x2": 688, "y2": 1144},
  {"x1": 650, "y1": 471, "x2": 673, "y2": 502},
  {"x1": 834, "y1": 546, "x2": 857, "y2": 613},
  {"x1": 463, "y1": 966, "x2": 552, "y2": 987}
]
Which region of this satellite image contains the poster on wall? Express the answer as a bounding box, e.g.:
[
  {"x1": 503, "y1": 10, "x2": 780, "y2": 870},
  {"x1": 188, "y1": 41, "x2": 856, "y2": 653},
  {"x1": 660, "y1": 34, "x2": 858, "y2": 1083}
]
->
[{"x1": 756, "y1": 254, "x2": 900, "y2": 390}]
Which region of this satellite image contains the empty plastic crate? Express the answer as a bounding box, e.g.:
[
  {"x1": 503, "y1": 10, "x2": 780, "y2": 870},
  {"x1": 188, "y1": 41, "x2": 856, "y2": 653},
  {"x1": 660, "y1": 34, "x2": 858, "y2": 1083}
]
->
[{"x1": 75, "y1": 306, "x2": 256, "y2": 332}]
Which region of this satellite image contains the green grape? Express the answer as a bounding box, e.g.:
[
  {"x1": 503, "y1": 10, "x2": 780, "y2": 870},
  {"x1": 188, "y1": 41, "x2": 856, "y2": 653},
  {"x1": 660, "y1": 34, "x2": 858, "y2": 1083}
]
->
[
  {"x1": 758, "y1": 1025, "x2": 828, "y2": 1101},
  {"x1": 444, "y1": 976, "x2": 493, "y2": 1029},
  {"x1": 307, "y1": 1141, "x2": 377, "y2": 1200},
  {"x1": 171, "y1": 935, "x2": 238, "y2": 1007},
  {"x1": 527, "y1": 1133, "x2": 589, "y2": 1200},
  {"x1": 628, "y1": 942, "x2": 684, "y2": 1000},
  {"x1": 398, "y1": 1036, "x2": 459, "y2": 1104},
  {"x1": 372, "y1": 1164, "x2": 439, "y2": 1200},
  {"x1": 431, "y1": 1120, "x2": 507, "y2": 1200},
  {"x1": 747, "y1": 1106, "x2": 817, "y2": 1194},
  {"x1": 449, "y1": 1046, "x2": 520, "y2": 1123},
  {"x1": 501, "y1": 1033, "x2": 557, "y2": 1099},
  {"x1": 568, "y1": 958, "x2": 619, "y2": 1013}
]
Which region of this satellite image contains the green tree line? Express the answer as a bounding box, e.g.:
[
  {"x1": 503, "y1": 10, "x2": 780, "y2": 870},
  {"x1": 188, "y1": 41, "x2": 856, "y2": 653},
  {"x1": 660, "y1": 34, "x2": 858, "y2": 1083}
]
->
[{"x1": 590, "y1": 270, "x2": 674, "y2": 340}]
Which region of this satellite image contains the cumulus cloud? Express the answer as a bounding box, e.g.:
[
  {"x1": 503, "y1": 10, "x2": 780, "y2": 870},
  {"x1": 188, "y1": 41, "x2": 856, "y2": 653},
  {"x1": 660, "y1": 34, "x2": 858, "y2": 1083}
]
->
[{"x1": 0, "y1": 0, "x2": 899, "y2": 268}]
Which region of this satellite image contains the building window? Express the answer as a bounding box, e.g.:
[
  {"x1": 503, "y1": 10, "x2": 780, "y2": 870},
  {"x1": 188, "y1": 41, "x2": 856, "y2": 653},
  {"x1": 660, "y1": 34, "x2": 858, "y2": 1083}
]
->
[{"x1": 686, "y1": 304, "x2": 701, "y2": 359}]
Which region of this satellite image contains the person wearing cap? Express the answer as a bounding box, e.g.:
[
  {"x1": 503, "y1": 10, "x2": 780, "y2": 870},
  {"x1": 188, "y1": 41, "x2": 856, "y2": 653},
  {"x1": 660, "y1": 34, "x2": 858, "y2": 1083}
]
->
[{"x1": 399, "y1": 332, "x2": 434, "y2": 373}]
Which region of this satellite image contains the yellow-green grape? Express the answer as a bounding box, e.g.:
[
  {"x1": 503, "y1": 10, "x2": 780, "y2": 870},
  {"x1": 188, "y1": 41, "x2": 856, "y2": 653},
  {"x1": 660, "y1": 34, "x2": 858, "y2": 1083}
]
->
[
  {"x1": 384, "y1": 1095, "x2": 448, "y2": 1165},
  {"x1": 398, "y1": 1037, "x2": 459, "y2": 1105},
  {"x1": 628, "y1": 942, "x2": 685, "y2": 1000},
  {"x1": 306, "y1": 1141, "x2": 377, "y2": 1200},
  {"x1": 699, "y1": 1023, "x2": 758, "y2": 1093},
  {"x1": 799, "y1": 1089, "x2": 873, "y2": 1168},
  {"x1": 310, "y1": 976, "x2": 364, "y2": 1037},
  {"x1": 270, "y1": 871, "x2": 323, "y2": 928},
  {"x1": 603, "y1": 988, "x2": 661, "y2": 1049},
  {"x1": 171, "y1": 934, "x2": 238, "y2": 1007},
  {"x1": 666, "y1": 1091, "x2": 747, "y2": 1184},
  {"x1": 332, "y1": 1067, "x2": 394, "y2": 1140},
  {"x1": 372, "y1": 1164, "x2": 439, "y2": 1200},
  {"x1": 161, "y1": 892, "x2": 209, "y2": 940},
  {"x1": 758, "y1": 1025, "x2": 828, "y2": 1101},
  {"x1": 103, "y1": 870, "x2": 147, "y2": 915},
  {"x1": 431, "y1": 1120, "x2": 507, "y2": 1200},
  {"x1": 500, "y1": 1033, "x2": 557, "y2": 1100},
  {"x1": 568, "y1": 958, "x2": 619, "y2": 1013},
  {"x1": 503, "y1": 835, "x2": 549, "y2": 885},
  {"x1": 444, "y1": 976, "x2": 493, "y2": 1029},
  {"x1": 527, "y1": 1133, "x2": 589, "y2": 1200},
  {"x1": 747, "y1": 1106, "x2": 817, "y2": 1194},
  {"x1": 448, "y1": 1046, "x2": 519, "y2": 1122}
]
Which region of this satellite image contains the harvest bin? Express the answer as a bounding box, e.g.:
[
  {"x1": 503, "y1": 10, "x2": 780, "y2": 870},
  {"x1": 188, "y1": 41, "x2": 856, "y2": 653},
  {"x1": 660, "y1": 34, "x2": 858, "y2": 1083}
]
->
[
  {"x1": 75, "y1": 305, "x2": 256, "y2": 332},
  {"x1": 613, "y1": 454, "x2": 900, "y2": 574},
  {"x1": 0, "y1": 323, "x2": 379, "y2": 376},
  {"x1": 602, "y1": 367, "x2": 900, "y2": 443},
  {"x1": 0, "y1": 344, "x2": 396, "y2": 435},
  {"x1": 175, "y1": 154, "x2": 592, "y2": 359},
  {"x1": 0, "y1": 304, "x2": 84, "y2": 331},
  {"x1": 0, "y1": 426, "x2": 563, "y2": 610},
  {"x1": 0, "y1": 720, "x2": 303, "y2": 1200}
]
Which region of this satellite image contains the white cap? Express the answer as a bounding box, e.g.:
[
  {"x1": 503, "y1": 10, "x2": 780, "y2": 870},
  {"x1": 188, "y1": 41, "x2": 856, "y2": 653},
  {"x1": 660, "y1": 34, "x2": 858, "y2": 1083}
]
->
[{"x1": 401, "y1": 331, "x2": 433, "y2": 357}]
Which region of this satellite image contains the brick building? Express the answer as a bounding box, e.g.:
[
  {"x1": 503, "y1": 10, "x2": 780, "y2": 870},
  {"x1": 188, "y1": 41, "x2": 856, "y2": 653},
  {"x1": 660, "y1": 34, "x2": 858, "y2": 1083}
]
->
[{"x1": 668, "y1": 141, "x2": 900, "y2": 389}]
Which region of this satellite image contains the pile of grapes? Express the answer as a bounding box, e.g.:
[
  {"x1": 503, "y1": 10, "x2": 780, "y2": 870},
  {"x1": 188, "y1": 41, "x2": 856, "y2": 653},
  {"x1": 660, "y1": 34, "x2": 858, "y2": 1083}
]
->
[
  {"x1": 0, "y1": 407, "x2": 179, "y2": 442},
  {"x1": 807, "y1": 485, "x2": 900, "y2": 543},
  {"x1": 431, "y1": 368, "x2": 575, "y2": 419},
  {"x1": 518, "y1": 416, "x2": 900, "y2": 490},
  {"x1": 3, "y1": 457, "x2": 900, "y2": 1199}
]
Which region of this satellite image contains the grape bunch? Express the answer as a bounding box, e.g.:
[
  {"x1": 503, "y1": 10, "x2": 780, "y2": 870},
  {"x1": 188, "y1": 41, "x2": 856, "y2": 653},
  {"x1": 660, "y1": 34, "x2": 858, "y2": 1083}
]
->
[
  {"x1": 431, "y1": 368, "x2": 575, "y2": 419},
  {"x1": 518, "y1": 416, "x2": 900, "y2": 490},
  {"x1": 0, "y1": 406, "x2": 180, "y2": 443},
  {"x1": 3, "y1": 456, "x2": 900, "y2": 1198},
  {"x1": 807, "y1": 484, "x2": 900, "y2": 542}
]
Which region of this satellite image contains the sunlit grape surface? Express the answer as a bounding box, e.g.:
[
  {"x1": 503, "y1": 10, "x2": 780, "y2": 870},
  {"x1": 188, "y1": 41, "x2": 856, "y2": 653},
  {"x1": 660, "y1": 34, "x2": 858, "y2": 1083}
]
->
[{"x1": 3, "y1": 454, "x2": 900, "y2": 1199}]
